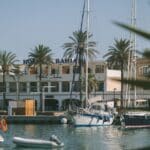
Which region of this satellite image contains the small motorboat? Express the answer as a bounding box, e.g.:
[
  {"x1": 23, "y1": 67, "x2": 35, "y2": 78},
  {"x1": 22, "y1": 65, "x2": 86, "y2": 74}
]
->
[{"x1": 13, "y1": 134, "x2": 64, "y2": 148}]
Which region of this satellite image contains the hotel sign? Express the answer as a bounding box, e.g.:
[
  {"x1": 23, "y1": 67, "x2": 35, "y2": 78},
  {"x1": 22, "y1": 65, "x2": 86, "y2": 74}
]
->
[
  {"x1": 23, "y1": 58, "x2": 35, "y2": 65},
  {"x1": 23, "y1": 58, "x2": 80, "y2": 64},
  {"x1": 55, "y1": 58, "x2": 77, "y2": 64}
]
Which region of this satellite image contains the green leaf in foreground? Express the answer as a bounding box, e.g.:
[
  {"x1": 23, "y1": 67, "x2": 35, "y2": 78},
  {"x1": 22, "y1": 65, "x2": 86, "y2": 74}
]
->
[
  {"x1": 114, "y1": 21, "x2": 150, "y2": 40},
  {"x1": 116, "y1": 78, "x2": 150, "y2": 89}
]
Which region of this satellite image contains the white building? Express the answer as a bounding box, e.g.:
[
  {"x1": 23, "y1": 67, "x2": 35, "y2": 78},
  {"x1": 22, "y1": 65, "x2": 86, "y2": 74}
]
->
[{"x1": 2, "y1": 58, "x2": 148, "y2": 111}]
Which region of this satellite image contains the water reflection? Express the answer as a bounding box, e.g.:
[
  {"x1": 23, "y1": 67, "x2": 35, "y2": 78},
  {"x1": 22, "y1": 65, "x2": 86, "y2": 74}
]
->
[
  {"x1": 68, "y1": 125, "x2": 150, "y2": 150},
  {"x1": 119, "y1": 128, "x2": 150, "y2": 150},
  {"x1": 67, "y1": 126, "x2": 123, "y2": 150},
  {"x1": 0, "y1": 124, "x2": 149, "y2": 150}
]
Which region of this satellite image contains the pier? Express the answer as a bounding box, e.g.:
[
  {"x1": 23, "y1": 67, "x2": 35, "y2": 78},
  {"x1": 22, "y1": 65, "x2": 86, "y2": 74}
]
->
[{"x1": 0, "y1": 111, "x2": 69, "y2": 124}]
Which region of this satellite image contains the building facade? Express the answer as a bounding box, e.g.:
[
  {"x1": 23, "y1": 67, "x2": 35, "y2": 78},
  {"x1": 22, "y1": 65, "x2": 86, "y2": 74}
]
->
[
  {"x1": 0, "y1": 59, "x2": 122, "y2": 111},
  {"x1": 0, "y1": 58, "x2": 149, "y2": 111}
]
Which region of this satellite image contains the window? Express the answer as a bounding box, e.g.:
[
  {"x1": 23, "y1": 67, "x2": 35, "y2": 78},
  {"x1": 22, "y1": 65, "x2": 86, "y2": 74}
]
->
[
  {"x1": 30, "y1": 82, "x2": 37, "y2": 92},
  {"x1": 62, "y1": 66, "x2": 70, "y2": 74},
  {"x1": 88, "y1": 68, "x2": 92, "y2": 73},
  {"x1": 95, "y1": 65, "x2": 104, "y2": 73},
  {"x1": 51, "y1": 82, "x2": 59, "y2": 92},
  {"x1": 73, "y1": 81, "x2": 80, "y2": 92},
  {"x1": 0, "y1": 83, "x2": 3, "y2": 92},
  {"x1": 84, "y1": 67, "x2": 92, "y2": 73},
  {"x1": 73, "y1": 66, "x2": 80, "y2": 74},
  {"x1": 96, "y1": 82, "x2": 104, "y2": 92},
  {"x1": 20, "y1": 82, "x2": 27, "y2": 92},
  {"x1": 51, "y1": 67, "x2": 59, "y2": 74},
  {"x1": 29, "y1": 67, "x2": 37, "y2": 75},
  {"x1": 9, "y1": 82, "x2": 16, "y2": 92},
  {"x1": 62, "y1": 81, "x2": 70, "y2": 92},
  {"x1": 41, "y1": 82, "x2": 48, "y2": 92},
  {"x1": 143, "y1": 66, "x2": 150, "y2": 76}
]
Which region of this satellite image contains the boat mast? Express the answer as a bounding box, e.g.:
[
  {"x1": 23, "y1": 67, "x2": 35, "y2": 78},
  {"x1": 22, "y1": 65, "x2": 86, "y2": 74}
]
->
[
  {"x1": 129, "y1": 0, "x2": 137, "y2": 107},
  {"x1": 69, "y1": 0, "x2": 86, "y2": 110},
  {"x1": 85, "y1": 0, "x2": 90, "y2": 105},
  {"x1": 133, "y1": 0, "x2": 137, "y2": 105}
]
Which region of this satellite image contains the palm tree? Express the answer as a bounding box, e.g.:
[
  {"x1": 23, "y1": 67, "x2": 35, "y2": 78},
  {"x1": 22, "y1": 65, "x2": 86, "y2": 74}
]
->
[
  {"x1": 0, "y1": 50, "x2": 18, "y2": 110},
  {"x1": 63, "y1": 30, "x2": 98, "y2": 102},
  {"x1": 63, "y1": 30, "x2": 98, "y2": 60},
  {"x1": 28, "y1": 44, "x2": 53, "y2": 111},
  {"x1": 103, "y1": 39, "x2": 131, "y2": 108}
]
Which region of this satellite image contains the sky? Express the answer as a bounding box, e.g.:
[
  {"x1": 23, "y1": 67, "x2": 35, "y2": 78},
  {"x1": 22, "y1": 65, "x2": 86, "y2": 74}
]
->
[{"x1": 0, "y1": 0, "x2": 150, "y2": 63}]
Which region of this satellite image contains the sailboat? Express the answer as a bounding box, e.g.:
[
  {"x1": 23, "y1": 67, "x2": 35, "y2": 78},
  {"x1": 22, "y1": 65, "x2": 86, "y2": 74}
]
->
[
  {"x1": 72, "y1": 96, "x2": 114, "y2": 127},
  {"x1": 70, "y1": 0, "x2": 114, "y2": 127}
]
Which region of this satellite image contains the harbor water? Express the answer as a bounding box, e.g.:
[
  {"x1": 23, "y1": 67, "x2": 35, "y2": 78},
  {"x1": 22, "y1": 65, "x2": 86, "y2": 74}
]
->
[{"x1": 0, "y1": 124, "x2": 150, "y2": 150}]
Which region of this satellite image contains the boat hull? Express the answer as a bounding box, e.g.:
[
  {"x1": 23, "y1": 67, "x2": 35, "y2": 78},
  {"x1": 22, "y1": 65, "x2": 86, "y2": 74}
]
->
[
  {"x1": 13, "y1": 137, "x2": 64, "y2": 148},
  {"x1": 72, "y1": 113, "x2": 114, "y2": 127},
  {"x1": 121, "y1": 113, "x2": 150, "y2": 129}
]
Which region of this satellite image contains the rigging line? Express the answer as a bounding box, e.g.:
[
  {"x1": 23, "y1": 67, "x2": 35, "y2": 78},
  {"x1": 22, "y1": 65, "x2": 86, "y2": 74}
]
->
[
  {"x1": 80, "y1": 0, "x2": 86, "y2": 32},
  {"x1": 69, "y1": 0, "x2": 86, "y2": 110},
  {"x1": 69, "y1": 53, "x2": 79, "y2": 110}
]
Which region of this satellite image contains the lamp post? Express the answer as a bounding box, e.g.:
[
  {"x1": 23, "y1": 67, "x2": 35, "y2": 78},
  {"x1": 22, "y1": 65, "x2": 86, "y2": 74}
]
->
[{"x1": 113, "y1": 88, "x2": 116, "y2": 107}]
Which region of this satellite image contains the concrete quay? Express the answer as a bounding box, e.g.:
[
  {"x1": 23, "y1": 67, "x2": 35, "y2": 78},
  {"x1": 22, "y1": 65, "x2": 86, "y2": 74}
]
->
[
  {"x1": 5, "y1": 115, "x2": 68, "y2": 124},
  {"x1": 0, "y1": 111, "x2": 69, "y2": 124}
]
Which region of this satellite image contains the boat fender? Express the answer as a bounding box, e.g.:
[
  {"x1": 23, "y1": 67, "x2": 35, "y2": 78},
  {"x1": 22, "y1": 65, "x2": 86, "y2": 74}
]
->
[
  {"x1": 50, "y1": 135, "x2": 61, "y2": 145},
  {"x1": 0, "y1": 119, "x2": 8, "y2": 132},
  {"x1": 61, "y1": 118, "x2": 67, "y2": 124}
]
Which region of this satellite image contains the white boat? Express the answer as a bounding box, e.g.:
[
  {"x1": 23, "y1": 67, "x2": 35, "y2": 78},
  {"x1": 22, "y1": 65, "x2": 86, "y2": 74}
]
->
[
  {"x1": 73, "y1": 112, "x2": 114, "y2": 127},
  {"x1": 0, "y1": 135, "x2": 4, "y2": 142},
  {"x1": 71, "y1": 97, "x2": 114, "y2": 127},
  {"x1": 13, "y1": 135, "x2": 64, "y2": 148}
]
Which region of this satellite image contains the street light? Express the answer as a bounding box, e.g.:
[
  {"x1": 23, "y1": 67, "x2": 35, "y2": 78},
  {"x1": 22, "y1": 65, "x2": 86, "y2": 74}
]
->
[{"x1": 114, "y1": 88, "x2": 117, "y2": 107}]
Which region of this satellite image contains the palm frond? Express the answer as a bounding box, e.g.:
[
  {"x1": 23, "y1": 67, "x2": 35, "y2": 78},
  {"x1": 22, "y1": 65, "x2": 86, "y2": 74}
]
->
[
  {"x1": 114, "y1": 21, "x2": 150, "y2": 40},
  {"x1": 112, "y1": 21, "x2": 150, "y2": 91},
  {"x1": 116, "y1": 78, "x2": 150, "y2": 89},
  {"x1": 143, "y1": 49, "x2": 150, "y2": 59}
]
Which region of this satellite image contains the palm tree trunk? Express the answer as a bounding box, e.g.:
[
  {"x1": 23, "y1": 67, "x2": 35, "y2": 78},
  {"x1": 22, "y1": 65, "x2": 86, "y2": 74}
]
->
[
  {"x1": 2, "y1": 71, "x2": 6, "y2": 110},
  {"x1": 121, "y1": 66, "x2": 124, "y2": 109},
  {"x1": 79, "y1": 52, "x2": 83, "y2": 104},
  {"x1": 16, "y1": 78, "x2": 20, "y2": 100},
  {"x1": 39, "y1": 65, "x2": 43, "y2": 112}
]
